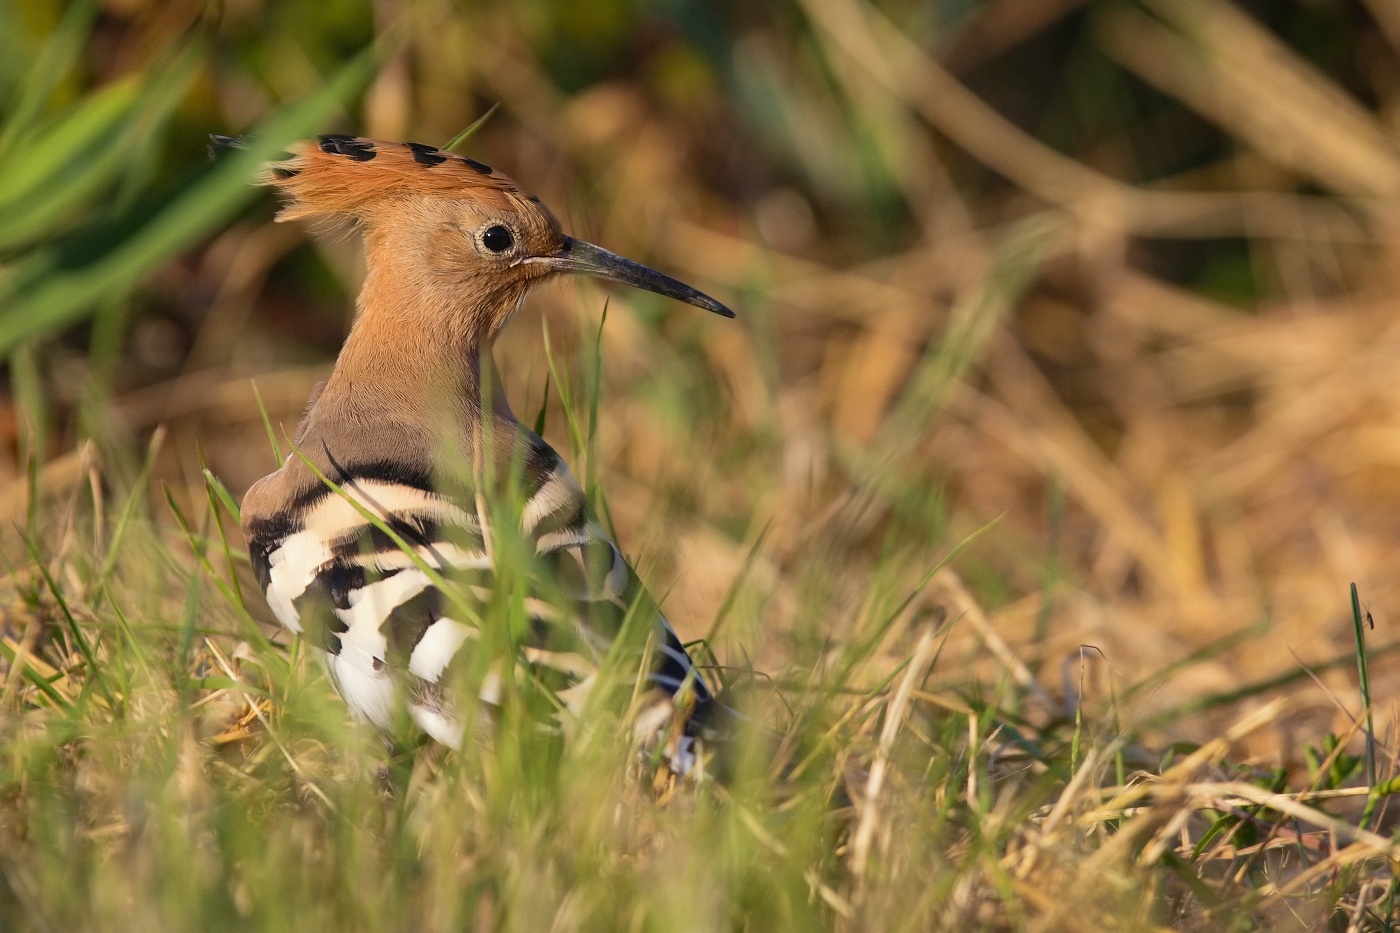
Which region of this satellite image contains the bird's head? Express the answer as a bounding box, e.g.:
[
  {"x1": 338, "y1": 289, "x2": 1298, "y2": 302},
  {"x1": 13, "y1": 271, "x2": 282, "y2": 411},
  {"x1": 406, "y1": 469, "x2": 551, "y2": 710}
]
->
[{"x1": 255, "y1": 135, "x2": 733, "y2": 335}]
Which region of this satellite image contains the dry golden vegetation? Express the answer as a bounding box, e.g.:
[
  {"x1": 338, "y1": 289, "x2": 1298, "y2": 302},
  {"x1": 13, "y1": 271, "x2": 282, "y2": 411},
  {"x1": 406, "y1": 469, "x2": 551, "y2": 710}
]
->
[{"x1": 6, "y1": 0, "x2": 1400, "y2": 929}]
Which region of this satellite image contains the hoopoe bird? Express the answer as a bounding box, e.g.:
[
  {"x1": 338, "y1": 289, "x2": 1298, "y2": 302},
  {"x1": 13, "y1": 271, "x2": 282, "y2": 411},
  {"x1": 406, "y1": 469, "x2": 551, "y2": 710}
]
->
[{"x1": 225, "y1": 134, "x2": 733, "y2": 771}]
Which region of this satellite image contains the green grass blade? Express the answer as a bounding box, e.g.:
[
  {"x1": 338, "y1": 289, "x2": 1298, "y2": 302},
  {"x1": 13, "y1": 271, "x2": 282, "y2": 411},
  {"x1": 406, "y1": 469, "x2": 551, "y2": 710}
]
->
[
  {"x1": 162, "y1": 483, "x2": 273, "y2": 654},
  {"x1": 95, "y1": 425, "x2": 164, "y2": 588},
  {"x1": 0, "y1": 46, "x2": 378, "y2": 355},
  {"x1": 22, "y1": 533, "x2": 115, "y2": 709},
  {"x1": 0, "y1": 0, "x2": 100, "y2": 161},
  {"x1": 532, "y1": 373, "x2": 550, "y2": 438},
  {"x1": 1351, "y1": 582, "x2": 1376, "y2": 788},
  {"x1": 442, "y1": 102, "x2": 500, "y2": 152},
  {"x1": 251, "y1": 381, "x2": 286, "y2": 467},
  {"x1": 202, "y1": 458, "x2": 247, "y2": 610},
  {"x1": 0, "y1": 638, "x2": 75, "y2": 712},
  {"x1": 584, "y1": 299, "x2": 608, "y2": 494}
]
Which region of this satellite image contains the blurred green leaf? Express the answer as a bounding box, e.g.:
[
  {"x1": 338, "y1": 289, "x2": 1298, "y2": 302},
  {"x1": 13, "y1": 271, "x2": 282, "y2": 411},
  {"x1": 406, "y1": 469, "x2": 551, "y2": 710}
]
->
[
  {"x1": 0, "y1": 45, "x2": 378, "y2": 356},
  {"x1": 0, "y1": 0, "x2": 101, "y2": 160},
  {"x1": 0, "y1": 76, "x2": 143, "y2": 250}
]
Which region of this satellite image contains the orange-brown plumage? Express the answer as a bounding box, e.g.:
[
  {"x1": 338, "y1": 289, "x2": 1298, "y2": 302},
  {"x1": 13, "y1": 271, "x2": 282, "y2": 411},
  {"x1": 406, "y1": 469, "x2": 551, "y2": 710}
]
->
[
  {"x1": 231, "y1": 132, "x2": 734, "y2": 764},
  {"x1": 231, "y1": 132, "x2": 731, "y2": 511},
  {"x1": 263, "y1": 136, "x2": 528, "y2": 221}
]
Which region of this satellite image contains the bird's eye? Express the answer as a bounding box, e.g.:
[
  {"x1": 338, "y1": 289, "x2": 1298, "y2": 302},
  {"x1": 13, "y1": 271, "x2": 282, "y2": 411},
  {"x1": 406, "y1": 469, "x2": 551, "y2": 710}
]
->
[{"x1": 481, "y1": 225, "x2": 514, "y2": 253}]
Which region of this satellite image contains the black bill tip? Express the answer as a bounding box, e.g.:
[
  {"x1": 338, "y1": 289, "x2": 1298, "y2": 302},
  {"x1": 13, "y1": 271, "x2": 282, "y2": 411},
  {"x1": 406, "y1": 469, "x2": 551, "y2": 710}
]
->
[{"x1": 545, "y1": 236, "x2": 735, "y2": 319}]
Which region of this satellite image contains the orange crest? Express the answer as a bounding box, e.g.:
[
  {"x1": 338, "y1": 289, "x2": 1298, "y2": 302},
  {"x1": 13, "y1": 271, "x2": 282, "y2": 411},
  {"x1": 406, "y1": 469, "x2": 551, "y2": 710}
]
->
[{"x1": 261, "y1": 135, "x2": 530, "y2": 221}]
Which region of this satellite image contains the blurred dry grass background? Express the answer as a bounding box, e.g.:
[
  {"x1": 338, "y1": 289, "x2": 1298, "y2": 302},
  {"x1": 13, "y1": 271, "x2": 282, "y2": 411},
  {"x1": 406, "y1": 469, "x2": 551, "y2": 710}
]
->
[
  {"x1": 7, "y1": 0, "x2": 1400, "y2": 881},
  {"x1": 11, "y1": 0, "x2": 1400, "y2": 927}
]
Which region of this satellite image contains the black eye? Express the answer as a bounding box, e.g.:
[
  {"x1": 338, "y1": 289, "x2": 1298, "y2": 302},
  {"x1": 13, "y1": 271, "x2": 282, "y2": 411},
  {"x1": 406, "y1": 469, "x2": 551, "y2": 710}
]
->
[{"x1": 482, "y1": 225, "x2": 514, "y2": 253}]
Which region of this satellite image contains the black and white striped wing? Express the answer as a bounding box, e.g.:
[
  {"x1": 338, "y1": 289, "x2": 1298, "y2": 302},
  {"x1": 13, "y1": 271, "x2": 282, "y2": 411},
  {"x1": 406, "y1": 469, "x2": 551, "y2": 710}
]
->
[{"x1": 246, "y1": 455, "x2": 708, "y2": 753}]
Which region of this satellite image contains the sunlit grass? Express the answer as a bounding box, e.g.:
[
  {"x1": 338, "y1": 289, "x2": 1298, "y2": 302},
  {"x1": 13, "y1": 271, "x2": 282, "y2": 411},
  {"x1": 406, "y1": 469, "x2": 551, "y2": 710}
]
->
[
  {"x1": 7, "y1": 0, "x2": 1400, "y2": 929},
  {"x1": 4, "y1": 309, "x2": 1399, "y2": 931}
]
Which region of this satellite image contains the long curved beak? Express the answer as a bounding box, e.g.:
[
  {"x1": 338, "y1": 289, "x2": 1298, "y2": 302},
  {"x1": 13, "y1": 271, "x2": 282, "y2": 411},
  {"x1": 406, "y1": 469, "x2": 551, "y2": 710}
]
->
[{"x1": 536, "y1": 236, "x2": 735, "y2": 318}]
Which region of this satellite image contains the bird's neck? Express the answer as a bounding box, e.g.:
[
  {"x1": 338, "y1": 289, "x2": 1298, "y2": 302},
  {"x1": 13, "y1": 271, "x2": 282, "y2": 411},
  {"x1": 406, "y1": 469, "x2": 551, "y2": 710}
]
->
[
  {"x1": 335, "y1": 259, "x2": 478, "y2": 391},
  {"x1": 302, "y1": 257, "x2": 520, "y2": 474},
  {"x1": 242, "y1": 246, "x2": 539, "y2": 525}
]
